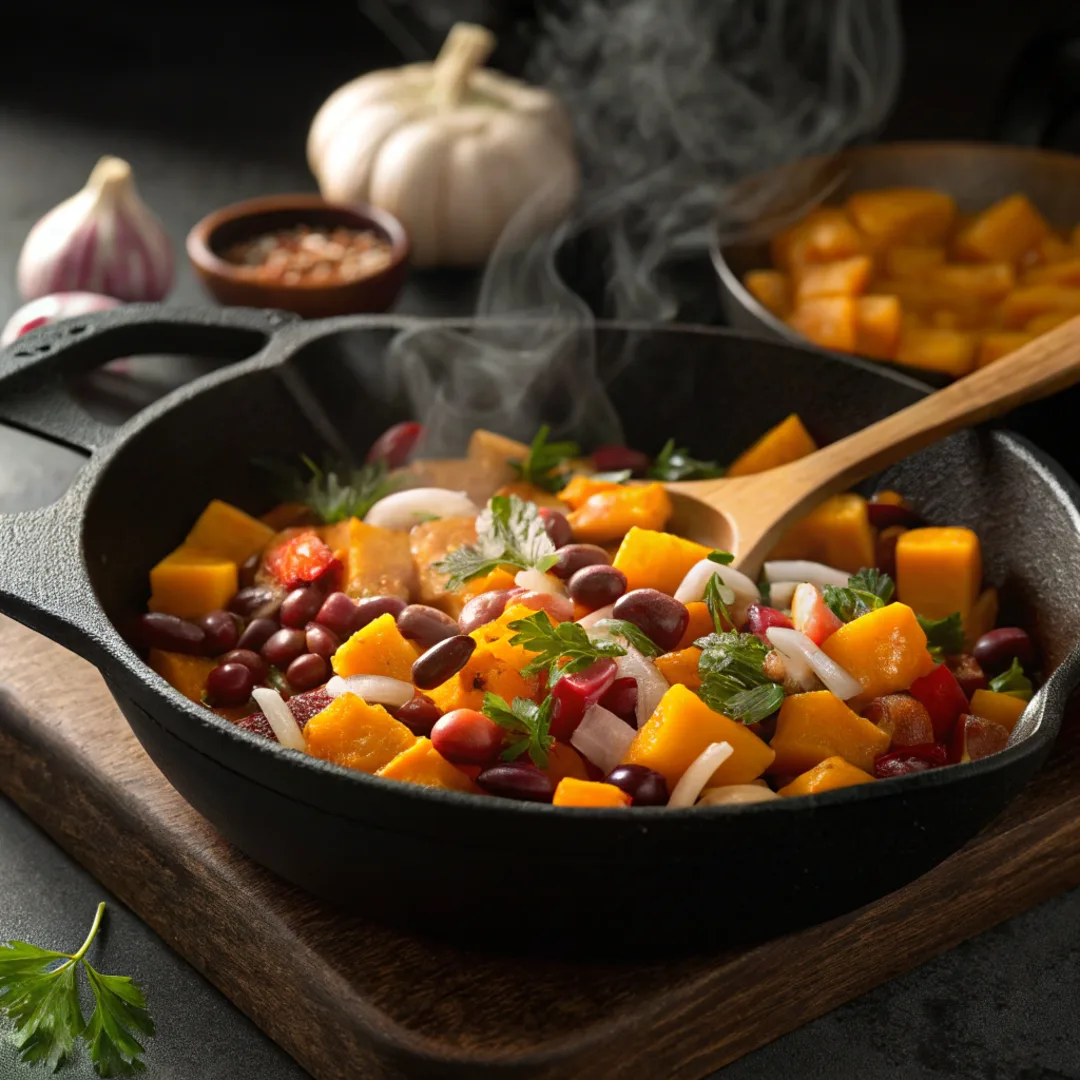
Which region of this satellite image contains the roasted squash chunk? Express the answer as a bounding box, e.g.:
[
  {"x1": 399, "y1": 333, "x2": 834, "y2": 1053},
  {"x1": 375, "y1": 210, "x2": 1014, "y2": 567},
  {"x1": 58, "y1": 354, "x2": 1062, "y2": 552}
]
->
[
  {"x1": 769, "y1": 691, "x2": 890, "y2": 774},
  {"x1": 377, "y1": 738, "x2": 481, "y2": 792},
  {"x1": 726, "y1": 413, "x2": 817, "y2": 477},
  {"x1": 148, "y1": 547, "x2": 238, "y2": 619},
  {"x1": 612, "y1": 527, "x2": 711, "y2": 596},
  {"x1": 332, "y1": 613, "x2": 420, "y2": 681},
  {"x1": 778, "y1": 755, "x2": 875, "y2": 797},
  {"x1": 185, "y1": 499, "x2": 276, "y2": 564},
  {"x1": 305, "y1": 693, "x2": 417, "y2": 773}
]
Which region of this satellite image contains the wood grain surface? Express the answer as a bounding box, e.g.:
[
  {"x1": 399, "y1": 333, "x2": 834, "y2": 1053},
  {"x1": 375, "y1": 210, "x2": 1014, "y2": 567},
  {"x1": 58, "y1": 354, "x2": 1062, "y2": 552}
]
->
[{"x1": 2, "y1": 612, "x2": 1080, "y2": 1080}]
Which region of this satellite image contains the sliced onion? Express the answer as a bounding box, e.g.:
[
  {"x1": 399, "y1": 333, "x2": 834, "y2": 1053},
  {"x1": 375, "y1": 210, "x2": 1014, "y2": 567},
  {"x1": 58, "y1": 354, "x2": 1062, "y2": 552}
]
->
[
  {"x1": 763, "y1": 560, "x2": 849, "y2": 590},
  {"x1": 674, "y1": 559, "x2": 759, "y2": 623},
  {"x1": 614, "y1": 645, "x2": 669, "y2": 726},
  {"x1": 515, "y1": 568, "x2": 564, "y2": 595},
  {"x1": 766, "y1": 626, "x2": 862, "y2": 700},
  {"x1": 576, "y1": 604, "x2": 614, "y2": 629},
  {"x1": 697, "y1": 784, "x2": 781, "y2": 806},
  {"x1": 252, "y1": 687, "x2": 306, "y2": 752},
  {"x1": 326, "y1": 675, "x2": 414, "y2": 708},
  {"x1": 571, "y1": 705, "x2": 637, "y2": 774},
  {"x1": 364, "y1": 488, "x2": 478, "y2": 529},
  {"x1": 767, "y1": 581, "x2": 799, "y2": 609},
  {"x1": 668, "y1": 742, "x2": 734, "y2": 808}
]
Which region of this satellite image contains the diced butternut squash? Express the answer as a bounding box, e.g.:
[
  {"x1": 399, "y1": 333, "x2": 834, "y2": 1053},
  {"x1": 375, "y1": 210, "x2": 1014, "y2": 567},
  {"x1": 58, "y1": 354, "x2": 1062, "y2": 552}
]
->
[
  {"x1": 884, "y1": 246, "x2": 946, "y2": 278},
  {"x1": 955, "y1": 194, "x2": 1050, "y2": 264},
  {"x1": 305, "y1": 693, "x2": 417, "y2": 773},
  {"x1": 768, "y1": 493, "x2": 874, "y2": 574},
  {"x1": 928, "y1": 307, "x2": 990, "y2": 332},
  {"x1": 794, "y1": 255, "x2": 873, "y2": 301},
  {"x1": 1025, "y1": 234, "x2": 1074, "y2": 267},
  {"x1": 1026, "y1": 311, "x2": 1076, "y2": 333},
  {"x1": 999, "y1": 286, "x2": 1080, "y2": 329},
  {"x1": 895, "y1": 326, "x2": 978, "y2": 378},
  {"x1": 567, "y1": 483, "x2": 673, "y2": 545},
  {"x1": 771, "y1": 207, "x2": 865, "y2": 271},
  {"x1": 611, "y1": 527, "x2": 711, "y2": 596},
  {"x1": 552, "y1": 777, "x2": 632, "y2": 808},
  {"x1": 769, "y1": 691, "x2": 891, "y2": 774},
  {"x1": 787, "y1": 296, "x2": 857, "y2": 352},
  {"x1": 895, "y1": 526, "x2": 982, "y2": 624},
  {"x1": 744, "y1": 269, "x2": 792, "y2": 318},
  {"x1": 846, "y1": 188, "x2": 957, "y2": 248},
  {"x1": 854, "y1": 295, "x2": 902, "y2": 360},
  {"x1": 185, "y1": 499, "x2": 276, "y2": 565},
  {"x1": 778, "y1": 755, "x2": 875, "y2": 797},
  {"x1": 676, "y1": 603, "x2": 716, "y2": 649},
  {"x1": 726, "y1": 413, "x2": 818, "y2": 477},
  {"x1": 377, "y1": 738, "x2": 480, "y2": 792},
  {"x1": 969, "y1": 688, "x2": 1027, "y2": 733},
  {"x1": 964, "y1": 588, "x2": 999, "y2": 649},
  {"x1": 978, "y1": 332, "x2": 1035, "y2": 368},
  {"x1": 655, "y1": 647, "x2": 703, "y2": 691},
  {"x1": 322, "y1": 517, "x2": 416, "y2": 600},
  {"x1": 544, "y1": 742, "x2": 590, "y2": 786},
  {"x1": 622, "y1": 683, "x2": 774, "y2": 789},
  {"x1": 928, "y1": 263, "x2": 1015, "y2": 302},
  {"x1": 149, "y1": 649, "x2": 216, "y2": 703},
  {"x1": 820, "y1": 603, "x2": 935, "y2": 706},
  {"x1": 1023, "y1": 256, "x2": 1080, "y2": 287},
  {"x1": 332, "y1": 613, "x2": 420, "y2": 681},
  {"x1": 560, "y1": 475, "x2": 624, "y2": 511},
  {"x1": 148, "y1": 547, "x2": 238, "y2": 620}
]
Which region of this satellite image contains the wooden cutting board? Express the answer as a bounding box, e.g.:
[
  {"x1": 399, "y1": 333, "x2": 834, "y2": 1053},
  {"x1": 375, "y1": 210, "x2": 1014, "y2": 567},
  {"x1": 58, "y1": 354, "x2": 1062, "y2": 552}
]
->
[{"x1": 2, "y1": 613, "x2": 1080, "y2": 1080}]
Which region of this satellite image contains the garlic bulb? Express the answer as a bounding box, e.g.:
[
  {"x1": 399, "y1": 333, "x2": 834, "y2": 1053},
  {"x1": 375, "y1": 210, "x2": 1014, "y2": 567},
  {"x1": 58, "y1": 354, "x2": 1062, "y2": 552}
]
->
[
  {"x1": 17, "y1": 156, "x2": 174, "y2": 302},
  {"x1": 1, "y1": 292, "x2": 119, "y2": 348},
  {"x1": 307, "y1": 23, "x2": 580, "y2": 268}
]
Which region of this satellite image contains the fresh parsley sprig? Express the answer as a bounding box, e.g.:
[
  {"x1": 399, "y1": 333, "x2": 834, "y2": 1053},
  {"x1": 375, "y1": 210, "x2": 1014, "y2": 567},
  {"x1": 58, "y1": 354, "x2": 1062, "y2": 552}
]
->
[
  {"x1": 509, "y1": 425, "x2": 580, "y2": 493},
  {"x1": 482, "y1": 693, "x2": 556, "y2": 767},
  {"x1": 917, "y1": 611, "x2": 965, "y2": 659},
  {"x1": 695, "y1": 631, "x2": 784, "y2": 724},
  {"x1": 263, "y1": 454, "x2": 397, "y2": 524},
  {"x1": 593, "y1": 619, "x2": 663, "y2": 657},
  {"x1": 989, "y1": 657, "x2": 1034, "y2": 701},
  {"x1": 824, "y1": 567, "x2": 896, "y2": 623},
  {"x1": 0, "y1": 903, "x2": 154, "y2": 1076},
  {"x1": 647, "y1": 439, "x2": 724, "y2": 482},
  {"x1": 508, "y1": 611, "x2": 627, "y2": 684},
  {"x1": 435, "y1": 495, "x2": 557, "y2": 589},
  {"x1": 704, "y1": 551, "x2": 737, "y2": 633}
]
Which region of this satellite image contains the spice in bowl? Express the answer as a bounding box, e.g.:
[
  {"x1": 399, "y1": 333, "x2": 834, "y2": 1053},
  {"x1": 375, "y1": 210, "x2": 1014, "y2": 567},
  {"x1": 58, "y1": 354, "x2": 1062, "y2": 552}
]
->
[{"x1": 222, "y1": 224, "x2": 394, "y2": 286}]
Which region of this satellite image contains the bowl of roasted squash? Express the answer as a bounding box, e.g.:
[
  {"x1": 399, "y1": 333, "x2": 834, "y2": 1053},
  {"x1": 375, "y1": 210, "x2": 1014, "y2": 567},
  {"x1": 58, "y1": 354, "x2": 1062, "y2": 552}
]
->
[{"x1": 712, "y1": 142, "x2": 1080, "y2": 382}]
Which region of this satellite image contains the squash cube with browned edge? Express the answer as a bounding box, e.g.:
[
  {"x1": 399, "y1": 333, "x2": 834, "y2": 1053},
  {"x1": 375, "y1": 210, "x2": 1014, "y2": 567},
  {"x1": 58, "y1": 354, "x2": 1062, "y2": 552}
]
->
[
  {"x1": 895, "y1": 526, "x2": 982, "y2": 624},
  {"x1": 322, "y1": 517, "x2": 416, "y2": 601},
  {"x1": 185, "y1": 499, "x2": 276, "y2": 565},
  {"x1": 955, "y1": 194, "x2": 1050, "y2": 264},
  {"x1": 969, "y1": 689, "x2": 1027, "y2": 734},
  {"x1": 148, "y1": 546, "x2": 238, "y2": 620},
  {"x1": 655, "y1": 648, "x2": 703, "y2": 691},
  {"x1": 552, "y1": 777, "x2": 632, "y2": 808},
  {"x1": 149, "y1": 650, "x2": 216, "y2": 704},
  {"x1": 332, "y1": 613, "x2": 420, "y2": 681},
  {"x1": 726, "y1": 413, "x2": 818, "y2": 478},
  {"x1": 612, "y1": 527, "x2": 711, "y2": 596},
  {"x1": 567, "y1": 483, "x2": 673, "y2": 546},
  {"x1": 770, "y1": 207, "x2": 865, "y2": 271},
  {"x1": 767, "y1": 493, "x2": 874, "y2": 574},
  {"x1": 305, "y1": 693, "x2": 417, "y2": 773},
  {"x1": 778, "y1": 756, "x2": 875, "y2": 797},
  {"x1": 845, "y1": 188, "x2": 957, "y2": 249},
  {"x1": 377, "y1": 738, "x2": 480, "y2": 792},
  {"x1": 743, "y1": 270, "x2": 792, "y2": 319},
  {"x1": 769, "y1": 692, "x2": 890, "y2": 775}
]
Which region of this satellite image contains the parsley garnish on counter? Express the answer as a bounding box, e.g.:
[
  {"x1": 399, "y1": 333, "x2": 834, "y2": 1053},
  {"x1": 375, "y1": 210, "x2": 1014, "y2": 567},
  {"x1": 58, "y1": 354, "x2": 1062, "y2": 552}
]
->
[
  {"x1": 482, "y1": 693, "x2": 556, "y2": 767},
  {"x1": 508, "y1": 611, "x2": 627, "y2": 684},
  {"x1": 917, "y1": 611, "x2": 965, "y2": 659},
  {"x1": 0, "y1": 903, "x2": 154, "y2": 1076},
  {"x1": 435, "y1": 495, "x2": 557, "y2": 588},
  {"x1": 647, "y1": 439, "x2": 724, "y2": 482},
  {"x1": 990, "y1": 657, "x2": 1034, "y2": 701},
  {"x1": 509, "y1": 425, "x2": 580, "y2": 493},
  {"x1": 695, "y1": 631, "x2": 784, "y2": 724},
  {"x1": 266, "y1": 454, "x2": 397, "y2": 524},
  {"x1": 824, "y1": 567, "x2": 896, "y2": 622}
]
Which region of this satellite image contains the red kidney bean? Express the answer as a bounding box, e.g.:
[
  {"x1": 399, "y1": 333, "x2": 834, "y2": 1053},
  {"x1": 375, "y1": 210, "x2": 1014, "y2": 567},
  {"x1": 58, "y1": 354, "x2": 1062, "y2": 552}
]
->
[
  {"x1": 866, "y1": 502, "x2": 923, "y2": 529},
  {"x1": 305, "y1": 622, "x2": 340, "y2": 659},
  {"x1": 366, "y1": 420, "x2": 424, "y2": 467},
  {"x1": 459, "y1": 590, "x2": 511, "y2": 635},
  {"x1": 874, "y1": 743, "x2": 948, "y2": 778},
  {"x1": 314, "y1": 592, "x2": 361, "y2": 638},
  {"x1": 261, "y1": 627, "x2": 307, "y2": 668},
  {"x1": 392, "y1": 693, "x2": 443, "y2": 737},
  {"x1": 137, "y1": 613, "x2": 206, "y2": 656},
  {"x1": 239, "y1": 552, "x2": 261, "y2": 589},
  {"x1": 237, "y1": 617, "x2": 279, "y2": 653},
  {"x1": 604, "y1": 764, "x2": 669, "y2": 806},
  {"x1": 568, "y1": 564, "x2": 628, "y2": 609},
  {"x1": 197, "y1": 610, "x2": 242, "y2": 655},
  {"x1": 948, "y1": 653, "x2": 988, "y2": 699},
  {"x1": 591, "y1": 444, "x2": 650, "y2": 474},
  {"x1": 206, "y1": 662, "x2": 255, "y2": 707},
  {"x1": 550, "y1": 658, "x2": 618, "y2": 741},
  {"x1": 286, "y1": 652, "x2": 329, "y2": 693},
  {"x1": 538, "y1": 507, "x2": 572, "y2": 548},
  {"x1": 972, "y1": 627, "x2": 1034, "y2": 674},
  {"x1": 280, "y1": 586, "x2": 325, "y2": 629},
  {"x1": 220, "y1": 649, "x2": 268, "y2": 684},
  {"x1": 611, "y1": 589, "x2": 690, "y2": 653},
  {"x1": 550, "y1": 544, "x2": 610, "y2": 580},
  {"x1": 412, "y1": 635, "x2": 477, "y2": 690},
  {"x1": 516, "y1": 591, "x2": 574, "y2": 623},
  {"x1": 746, "y1": 604, "x2": 794, "y2": 642},
  {"x1": 354, "y1": 595, "x2": 407, "y2": 631},
  {"x1": 397, "y1": 604, "x2": 460, "y2": 649},
  {"x1": 476, "y1": 761, "x2": 554, "y2": 802},
  {"x1": 432, "y1": 708, "x2": 505, "y2": 765},
  {"x1": 598, "y1": 677, "x2": 638, "y2": 726},
  {"x1": 228, "y1": 585, "x2": 281, "y2": 620}
]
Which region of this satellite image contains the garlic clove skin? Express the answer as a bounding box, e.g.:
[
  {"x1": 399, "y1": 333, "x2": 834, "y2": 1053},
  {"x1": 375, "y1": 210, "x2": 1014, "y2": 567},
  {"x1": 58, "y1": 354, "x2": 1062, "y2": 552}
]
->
[
  {"x1": 17, "y1": 156, "x2": 174, "y2": 303},
  {"x1": 0, "y1": 292, "x2": 120, "y2": 348}
]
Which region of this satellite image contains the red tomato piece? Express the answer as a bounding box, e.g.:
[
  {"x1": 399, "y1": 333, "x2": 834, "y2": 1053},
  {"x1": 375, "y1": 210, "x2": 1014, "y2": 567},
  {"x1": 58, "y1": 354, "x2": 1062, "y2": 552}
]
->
[
  {"x1": 909, "y1": 663, "x2": 970, "y2": 741},
  {"x1": 266, "y1": 531, "x2": 340, "y2": 590},
  {"x1": 791, "y1": 583, "x2": 844, "y2": 645}
]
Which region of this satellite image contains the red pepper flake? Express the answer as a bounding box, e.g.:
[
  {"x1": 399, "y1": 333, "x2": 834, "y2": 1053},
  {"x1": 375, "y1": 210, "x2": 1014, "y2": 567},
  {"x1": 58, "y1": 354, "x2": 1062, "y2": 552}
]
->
[
  {"x1": 266, "y1": 530, "x2": 341, "y2": 589},
  {"x1": 222, "y1": 224, "x2": 393, "y2": 285}
]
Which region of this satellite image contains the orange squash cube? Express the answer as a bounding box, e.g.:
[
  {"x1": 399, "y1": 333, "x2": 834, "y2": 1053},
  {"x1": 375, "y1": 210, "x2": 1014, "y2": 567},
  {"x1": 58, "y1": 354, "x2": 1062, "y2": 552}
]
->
[
  {"x1": 778, "y1": 755, "x2": 875, "y2": 797},
  {"x1": 321, "y1": 517, "x2": 416, "y2": 601},
  {"x1": 895, "y1": 526, "x2": 982, "y2": 624},
  {"x1": 148, "y1": 547, "x2": 239, "y2": 620},
  {"x1": 676, "y1": 603, "x2": 716, "y2": 649},
  {"x1": 744, "y1": 270, "x2": 792, "y2": 318},
  {"x1": 567, "y1": 482, "x2": 673, "y2": 545},
  {"x1": 793, "y1": 255, "x2": 874, "y2": 301},
  {"x1": 1024, "y1": 234, "x2": 1074, "y2": 267},
  {"x1": 845, "y1": 188, "x2": 957, "y2": 248},
  {"x1": 977, "y1": 332, "x2": 1036, "y2": 368},
  {"x1": 769, "y1": 692, "x2": 891, "y2": 775},
  {"x1": 655, "y1": 647, "x2": 703, "y2": 691},
  {"x1": 787, "y1": 297, "x2": 857, "y2": 352},
  {"x1": 1022, "y1": 256, "x2": 1080, "y2": 287},
  {"x1": 999, "y1": 286, "x2": 1080, "y2": 328},
  {"x1": 884, "y1": 246, "x2": 946, "y2": 278},
  {"x1": 552, "y1": 777, "x2": 632, "y2": 808},
  {"x1": 771, "y1": 207, "x2": 865, "y2": 271},
  {"x1": 559, "y1": 475, "x2": 623, "y2": 510},
  {"x1": 185, "y1": 499, "x2": 276, "y2": 565},
  {"x1": 544, "y1": 742, "x2": 590, "y2": 786},
  {"x1": 969, "y1": 688, "x2": 1027, "y2": 733},
  {"x1": 612, "y1": 527, "x2": 711, "y2": 596},
  {"x1": 855, "y1": 295, "x2": 903, "y2": 360},
  {"x1": 305, "y1": 693, "x2": 417, "y2": 773},
  {"x1": 955, "y1": 194, "x2": 1050, "y2": 264},
  {"x1": 149, "y1": 650, "x2": 216, "y2": 703},
  {"x1": 769, "y1": 493, "x2": 874, "y2": 574},
  {"x1": 331, "y1": 613, "x2": 420, "y2": 681},
  {"x1": 726, "y1": 413, "x2": 818, "y2": 477},
  {"x1": 622, "y1": 683, "x2": 774, "y2": 789},
  {"x1": 377, "y1": 737, "x2": 481, "y2": 792},
  {"x1": 895, "y1": 326, "x2": 978, "y2": 378},
  {"x1": 928, "y1": 263, "x2": 1016, "y2": 302}
]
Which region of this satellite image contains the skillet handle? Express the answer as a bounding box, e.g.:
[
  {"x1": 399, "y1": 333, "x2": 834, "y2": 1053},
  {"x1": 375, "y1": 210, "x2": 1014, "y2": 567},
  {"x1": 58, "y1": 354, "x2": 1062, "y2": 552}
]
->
[{"x1": 0, "y1": 304, "x2": 297, "y2": 454}]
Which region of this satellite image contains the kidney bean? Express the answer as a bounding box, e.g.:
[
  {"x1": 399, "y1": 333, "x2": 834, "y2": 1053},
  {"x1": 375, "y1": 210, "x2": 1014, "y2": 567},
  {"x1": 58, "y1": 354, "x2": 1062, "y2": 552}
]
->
[
  {"x1": 550, "y1": 658, "x2": 618, "y2": 741},
  {"x1": 228, "y1": 585, "x2": 281, "y2": 620},
  {"x1": 591, "y1": 444, "x2": 650, "y2": 474},
  {"x1": 366, "y1": 420, "x2": 424, "y2": 467},
  {"x1": 261, "y1": 627, "x2": 307, "y2": 668},
  {"x1": 861, "y1": 693, "x2": 934, "y2": 746},
  {"x1": 611, "y1": 589, "x2": 690, "y2": 652},
  {"x1": 950, "y1": 713, "x2": 1011, "y2": 764},
  {"x1": 305, "y1": 622, "x2": 340, "y2": 659},
  {"x1": 354, "y1": 594, "x2": 407, "y2": 631},
  {"x1": 206, "y1": 662, "x2": 255, "y2": 707},
  {"x1": 948, "y1": 653, "x2": 988, "y2": 699},
  {"x1": 476, "y1": 762, "x2": 554, "y2": 802},
  {"x1": 392, "y1": 694, "x2": 443, "y2": 737},
  {"x1": 137, "y1": 613, "x2": 206, "y2": 656},
  {"x1": 412, "y1": 635, "x2": 477, "y2": 690},
  {"x1": 431, "y1": 708, "x2": 505, "y2": 765},
  {"x1": 972, "y1": 627, "x2": 1034, "y2": 674},
  {"x1": 314, "y1": 592, "x2": 360, "y2": 638},
  {"x1": 598, "y1": 677, "x2": 638, "y2": 726},
  {"x1": 237, "y1": 617, "x2": 279, "y2": 653},
  {"x1": 550, "y1": 544, "x2": 610, "y2": 580},
  {"x1": 873, "y1": 743, "x2": 948, "y2": 779},
  {"x1": 220, "y1": 649, "x2": 268, "y2": 684},
  {"x1": 569, "y1": 564, "x2": 628, "y2": 609},
  {"x1": 604, "y1": 764, "x2": 669, "y2": 806},
  {"x1": 458, "y1": 590, "x2": 511, "y2": 635},
  {"x1": 866, "y1": 502, "x2": 923, "y2": 529},
  {"x1": 538, "y1": 507, "x2": 572, "y2": 548},
  {"x1": 239, "y1": 551, "x2": 261, "y2": 589},
  {"x1": 280, "y1": 587, "x2": 324, "y2": 629},
  {"x1": 286, "y1": 652, "x2": 328, "y2": 693},
  {"x1": 397, "y1": 604, "x2": 460, "y2": 650},
  {"x1": 197, "y1": 610, "x2": 242, "y2": 656},
  {"x1": 746, "y1": 604, "x2": 793, "y2": 643}
]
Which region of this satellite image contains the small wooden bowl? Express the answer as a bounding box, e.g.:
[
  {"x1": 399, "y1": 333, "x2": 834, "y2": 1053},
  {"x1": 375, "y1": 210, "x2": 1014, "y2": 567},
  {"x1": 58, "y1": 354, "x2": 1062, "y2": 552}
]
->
[{"x1": 186, "y1": 194, "x2": 410, "y2": 318}]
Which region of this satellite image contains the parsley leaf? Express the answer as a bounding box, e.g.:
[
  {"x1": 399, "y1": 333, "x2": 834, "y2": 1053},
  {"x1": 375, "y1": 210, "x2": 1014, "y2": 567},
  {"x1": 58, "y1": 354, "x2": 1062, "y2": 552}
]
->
[
  {"x1": 696, "y1": 631, "x2": 784, "y2": 723},
  {"x1": 849, "y1": 568, "x2": 896, "y2": 604},
  {"x1": 917, "y1": 612, "x2": 965, "y2": 657},
  {"x1": 482, "y1": 693, "x2": 556, "y2": 767},
  {"x1": 707, "y1": 551, "x2": 735, "y2": 565},
  {"x1": 509, "y1": 425, "x2": 580, "y2": 493},
  {"x1": 507, "y1": 611, "x2": 626, "y2": 684},
  {"x1": 705, "y1": 573, "x2": 736, "y2": 633},
  {"x1": 989, "y1": 657, "x2": 1034, "y2": 701},
  {"x1": 263, "y1": 455, "x2": 397, "y2": 524},
  {"x1": 647, "y1": 439, "x2": 725, "y2": 482},
  {"x1": 593, "y1": 619, "x2": 663, "y2": 657},
  {"x1": 435, "y1": 495, "x2": 557, "y2": 589},
  {"x1": 824, "y1": 568, "x2": 897, "y2": 622},
  {"x1": 0, "y1": 903, "x2": 153, "y2": 1077}
]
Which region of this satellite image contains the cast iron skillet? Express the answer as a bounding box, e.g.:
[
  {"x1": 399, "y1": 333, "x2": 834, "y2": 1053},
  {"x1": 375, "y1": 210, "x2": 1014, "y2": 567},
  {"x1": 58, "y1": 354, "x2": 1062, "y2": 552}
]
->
[{"x1": 1, "y1": 306, "x2": 1079, "y2": 954}]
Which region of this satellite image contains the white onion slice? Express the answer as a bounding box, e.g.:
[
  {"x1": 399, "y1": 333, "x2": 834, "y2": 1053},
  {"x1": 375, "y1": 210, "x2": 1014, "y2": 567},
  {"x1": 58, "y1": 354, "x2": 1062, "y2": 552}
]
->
[
  {"x1": 763, "y1": 560, "x2": 849, "y2": 590},
  {"x1": 697, "y1": 784, "x2": 781, "y2": 806},
  {"x1": 325, "y1": 675, "x2": 414, "y2": 708},
  {"x1": 364, "y1": 488, "x2": 478, "y2": 529},
  {"x1": 576, "y1": 604, "x2": 614, "y2": 629},
  {"x1": 514, "y1": 568, "x2": 564, "y2": 595},
  {"x1": 767, "y1": 581, "x2": 799, "y2": 609},
  {"x1": 668, "y1": 742, "x2": 734, "y2": 808},
  {"x1": 252, "y1": 687, "x2": 306, "y2": 751},
  {"x1": 766, "y1": 627, "x2": 862, "y2": 700},
  {"x1": 571, "y1": 705, "x2": 637, "y2": 774},
  {"x1": 614, "y1": 645, "x2": 670, "y2": 726},
  {"x1": 674, "y1": 559, "x2": 760, "y2": 623}
]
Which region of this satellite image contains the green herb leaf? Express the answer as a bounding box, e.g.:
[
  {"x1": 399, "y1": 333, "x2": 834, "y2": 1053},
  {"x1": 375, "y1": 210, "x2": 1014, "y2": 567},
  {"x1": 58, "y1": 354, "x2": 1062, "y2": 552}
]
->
[
  {"x1": 849, "y1": 568, "x2": 896, "y2": 604},
  {"x1": 509, "y1": 425, "x2": 580, "y2": 493},
  {"x1": 705, "y1": 573, "x2": 736, "y2": 633},
  {"x1": 481, "y1": 693, "x2": 556, "y2": 768},
  {"x1": 824, "y1": 568, "x2": 896, "y2": 623},
  {"x1": 263, "y1": 455, "x2": 398, "y2": 525},
  {"x1": 507, "y1": 611, "x2": 626, "y2": 684},
  {"x1": 707, "y1": 551, "x2": 735, "y2": 565},
  {"x1": 722, "y1": 683, "x2": 786, "y2": 725},
  {"x1": 917, "y1": 612, "x2": 965, "y2": 657},
  {"x1": 647, "y1": 439, "x2": 724, "y2": 482},
  {"x1": 434, "y1": 495, "x2": 557, "y2": 589},
  {"x1": 593, "y1": 619, "x2": 663, "y2": 657},
  {"x1": 989, "y1": 657, "x2": 1034, "y2": 702},
  {"x1": 696, "y1": 631, "x2": 783, "y2": 724}
]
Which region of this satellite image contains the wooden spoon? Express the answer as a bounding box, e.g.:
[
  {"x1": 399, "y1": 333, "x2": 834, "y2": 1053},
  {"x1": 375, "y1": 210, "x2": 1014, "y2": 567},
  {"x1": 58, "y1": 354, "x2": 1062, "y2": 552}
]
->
[{"x1": 668, "y1": 317, "x2": 1080, "y2": 573}]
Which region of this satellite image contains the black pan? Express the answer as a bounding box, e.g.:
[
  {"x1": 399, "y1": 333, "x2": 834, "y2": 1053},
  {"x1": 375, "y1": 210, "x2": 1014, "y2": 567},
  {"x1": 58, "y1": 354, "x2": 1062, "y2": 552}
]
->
[{"x1": 1, "y1": 306, "x2": 1078, "y2": 955}]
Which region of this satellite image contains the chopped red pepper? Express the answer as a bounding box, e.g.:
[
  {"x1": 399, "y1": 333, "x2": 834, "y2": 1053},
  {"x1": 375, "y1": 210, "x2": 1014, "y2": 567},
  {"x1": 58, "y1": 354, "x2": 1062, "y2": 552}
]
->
[
  {"x1": 265, "y1": 531, "x2": 341, "y2": 590},
  {"x1": 874, "y1": 742, "x2": 948, "y2": 778},
  {"x1": 909, "y1": 663, "x2": 970, "y2": 741}
]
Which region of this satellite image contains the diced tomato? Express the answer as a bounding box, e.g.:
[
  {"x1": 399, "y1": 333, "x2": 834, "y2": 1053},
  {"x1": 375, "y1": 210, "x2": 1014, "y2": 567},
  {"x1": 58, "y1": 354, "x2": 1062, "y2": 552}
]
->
[
  {"x1": 266, "y1": 531, "x2": 341, "y2": 590},
  {"x1": 909, "y1": 664, "x2": 969, "y2": 741},
  {"x1": 550, "y1": 659, "x2": 618, "y2": 741},
  {"x1": 791, "y1": 583, "x2": 844, "y2": 645},
  {"x1": 746, "y1": 603, "x2": 794, "y2": 642},
  {"x1": 873, "y1": 742, "x2": 948, "y2": 778}
]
